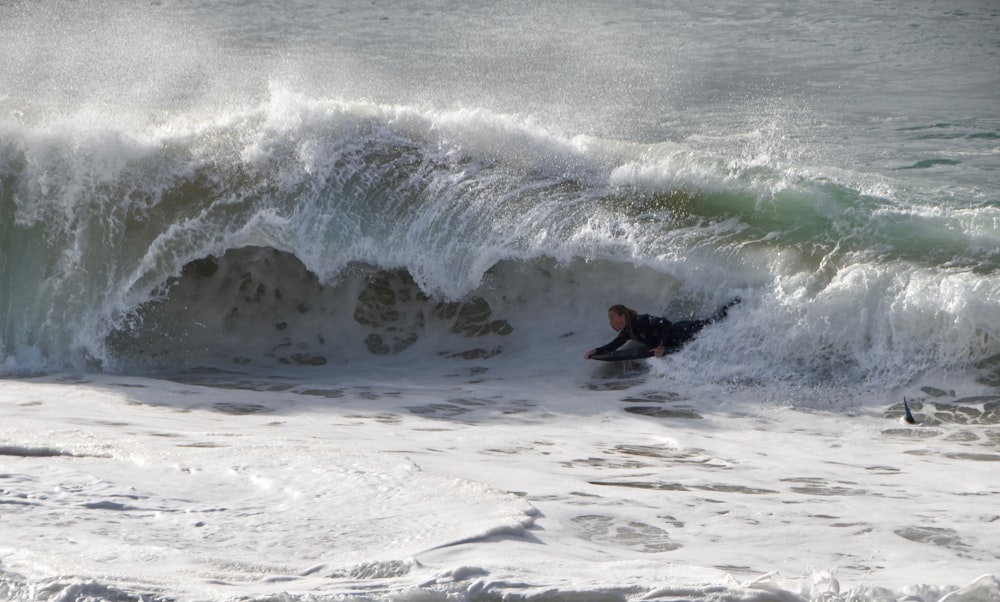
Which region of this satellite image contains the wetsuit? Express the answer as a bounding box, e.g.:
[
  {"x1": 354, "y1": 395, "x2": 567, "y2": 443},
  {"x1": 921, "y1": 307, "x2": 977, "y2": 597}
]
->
[{"x1": 593, "y1": 300, "x2": 739, "y2": 357}]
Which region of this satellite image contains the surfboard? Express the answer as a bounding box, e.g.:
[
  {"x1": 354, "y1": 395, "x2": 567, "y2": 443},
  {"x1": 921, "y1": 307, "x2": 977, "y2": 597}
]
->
[{"x1": 589, "y1": 348, "x2": 654, "y2": 362}]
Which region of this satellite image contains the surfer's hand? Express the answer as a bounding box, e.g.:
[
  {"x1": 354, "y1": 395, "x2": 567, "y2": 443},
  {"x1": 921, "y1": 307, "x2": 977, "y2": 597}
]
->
[
  {"x1": 653, "y1": 345, "x2": 666, "y2": 357},
  {"x1": 585, "y1": 349, "x2": 595, "y2": 359}
]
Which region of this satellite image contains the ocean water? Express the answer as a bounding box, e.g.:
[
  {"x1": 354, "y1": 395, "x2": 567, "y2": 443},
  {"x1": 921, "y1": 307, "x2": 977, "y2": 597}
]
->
[{"x1": 1, "y1": 1, "x2": 999, "y2": 600}]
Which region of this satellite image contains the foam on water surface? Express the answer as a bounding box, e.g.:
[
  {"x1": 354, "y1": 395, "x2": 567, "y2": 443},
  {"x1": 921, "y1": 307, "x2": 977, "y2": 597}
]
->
[{"x1": 1, "y1": 369, "x2": 997, "y2": 601}]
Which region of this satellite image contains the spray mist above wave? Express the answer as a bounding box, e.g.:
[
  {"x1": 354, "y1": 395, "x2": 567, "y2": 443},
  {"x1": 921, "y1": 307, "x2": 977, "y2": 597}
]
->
[{"x1": 0, "y1": 92, "x2": 997, "y2": 384}]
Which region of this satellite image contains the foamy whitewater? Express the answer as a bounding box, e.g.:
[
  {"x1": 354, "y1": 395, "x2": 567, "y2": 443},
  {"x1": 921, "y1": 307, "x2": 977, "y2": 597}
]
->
[{"x1": 2, "y1": 1, "x2": 999, "y2": 600}]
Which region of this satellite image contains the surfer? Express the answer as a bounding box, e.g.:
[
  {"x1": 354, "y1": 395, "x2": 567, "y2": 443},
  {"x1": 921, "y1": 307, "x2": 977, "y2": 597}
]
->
[{"x1": 585, "y1": 299, "x2": 740, "y2": 360}]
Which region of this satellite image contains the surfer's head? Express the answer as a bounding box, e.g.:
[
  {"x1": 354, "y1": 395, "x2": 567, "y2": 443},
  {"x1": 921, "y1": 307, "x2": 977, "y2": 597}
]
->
[{"x1": 607, "y1": 304, "x2": 636, "y2": 331}]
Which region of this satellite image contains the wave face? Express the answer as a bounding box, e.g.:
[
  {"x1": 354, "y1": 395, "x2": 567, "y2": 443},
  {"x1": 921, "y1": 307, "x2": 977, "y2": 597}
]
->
[{"x1": 1, "y1": 95, "x2": 998, "y2": 391}]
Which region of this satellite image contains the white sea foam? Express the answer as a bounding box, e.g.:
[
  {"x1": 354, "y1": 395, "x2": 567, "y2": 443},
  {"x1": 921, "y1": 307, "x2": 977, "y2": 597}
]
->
[{"x1": 1, "y1": 370, "x2": 998, "y2": 601}]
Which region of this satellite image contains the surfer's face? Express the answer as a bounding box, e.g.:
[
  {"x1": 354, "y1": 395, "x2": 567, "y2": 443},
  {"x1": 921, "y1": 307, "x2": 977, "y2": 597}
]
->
[{"x1": 608, "y1": 310, "x2": 627, "y2": 332}]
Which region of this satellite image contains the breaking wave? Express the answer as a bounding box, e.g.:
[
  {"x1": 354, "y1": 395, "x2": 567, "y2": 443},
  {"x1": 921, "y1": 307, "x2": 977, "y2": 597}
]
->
[{"x1": 1, "y1": 93, "x2": 998, "y2": 389}]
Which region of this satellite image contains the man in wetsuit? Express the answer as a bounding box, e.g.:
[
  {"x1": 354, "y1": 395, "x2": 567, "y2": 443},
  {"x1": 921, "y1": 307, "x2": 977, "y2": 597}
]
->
[{"x1": 584, "y1": 299, "x2": 739, "y2": 359}]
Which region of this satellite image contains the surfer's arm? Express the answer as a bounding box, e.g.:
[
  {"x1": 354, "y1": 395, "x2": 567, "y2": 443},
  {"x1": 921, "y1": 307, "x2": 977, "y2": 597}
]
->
[
  {"x1": 651, "y1": 318, "x2": 673, "y2": 357},
  {"x1": 590, "y1": 332, "x2": 629, "y2": 358}
]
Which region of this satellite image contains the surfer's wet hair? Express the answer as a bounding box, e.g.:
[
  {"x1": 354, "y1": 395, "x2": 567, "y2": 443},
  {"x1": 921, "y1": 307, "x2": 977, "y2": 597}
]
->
[{"x1": 608, "y1": 304, "x2": 638, "y2": 319}]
